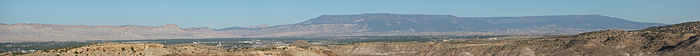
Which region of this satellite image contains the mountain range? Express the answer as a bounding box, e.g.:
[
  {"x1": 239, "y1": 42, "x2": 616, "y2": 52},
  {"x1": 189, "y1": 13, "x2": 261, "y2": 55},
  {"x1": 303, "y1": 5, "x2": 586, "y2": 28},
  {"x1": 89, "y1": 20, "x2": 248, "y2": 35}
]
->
[
  {"x1": 21, "y1": 21, "x2": 700, "y2": 56},
  {"x1": 218, "y1": 13, "x2": 664, "y2": 37},
  {"x1": 0, "y1": 13, "x2": 666, "y2": 41}
]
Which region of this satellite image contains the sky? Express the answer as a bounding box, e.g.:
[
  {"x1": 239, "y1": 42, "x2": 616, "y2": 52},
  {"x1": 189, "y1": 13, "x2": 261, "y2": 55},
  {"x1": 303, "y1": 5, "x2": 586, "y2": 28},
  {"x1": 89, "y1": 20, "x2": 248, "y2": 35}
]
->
[{"x1": 1, "y1": 0, "x2": 698, "y2": 28}]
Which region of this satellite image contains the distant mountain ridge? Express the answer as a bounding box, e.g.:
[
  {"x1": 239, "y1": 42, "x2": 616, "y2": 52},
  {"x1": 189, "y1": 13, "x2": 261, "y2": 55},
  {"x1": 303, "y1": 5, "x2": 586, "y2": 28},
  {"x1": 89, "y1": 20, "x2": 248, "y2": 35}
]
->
[
  {"x1": 20, "y1": 21, "x2": 700, "y2": 56},
  {"x1": 0, "y1": 23, "x2": 237, "y2": 41},
  {"x1": 1, "y1": 13, "x2": 667, "y2": 41},
  {"x1": 324, "y1": 21, "x2": 700, "y2": 56},
  {"x1": 218, "y1": 13, "x2": 665, "y2": 37}
]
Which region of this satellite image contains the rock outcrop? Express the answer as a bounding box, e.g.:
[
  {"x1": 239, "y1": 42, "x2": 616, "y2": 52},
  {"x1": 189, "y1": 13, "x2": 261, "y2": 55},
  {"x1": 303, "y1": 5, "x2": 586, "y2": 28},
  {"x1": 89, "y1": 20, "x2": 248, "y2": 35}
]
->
[
  {"x1": 22, "y1": 43, "x2": 337, "y2": 56},
  {"x1": 23, "y1": 43, "x2": 171, "y2": 56}
]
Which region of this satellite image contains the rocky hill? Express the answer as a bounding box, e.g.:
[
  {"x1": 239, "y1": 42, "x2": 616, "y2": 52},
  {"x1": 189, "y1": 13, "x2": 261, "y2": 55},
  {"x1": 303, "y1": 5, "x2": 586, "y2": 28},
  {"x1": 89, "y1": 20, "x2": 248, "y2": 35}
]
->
[
  {"x1": 21, "y1": 43, "x2": 336, "y2": 56},
  {"x1": 219, "y1": 13, "x2": 664, "y2": 37}
]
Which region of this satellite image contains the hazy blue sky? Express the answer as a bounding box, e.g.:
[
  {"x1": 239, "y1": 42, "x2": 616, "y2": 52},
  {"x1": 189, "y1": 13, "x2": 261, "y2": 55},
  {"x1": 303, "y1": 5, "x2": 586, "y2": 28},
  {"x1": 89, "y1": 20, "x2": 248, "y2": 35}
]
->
[{"x1": 1, "y1": 0, "x2": 698, "y2": 28}]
